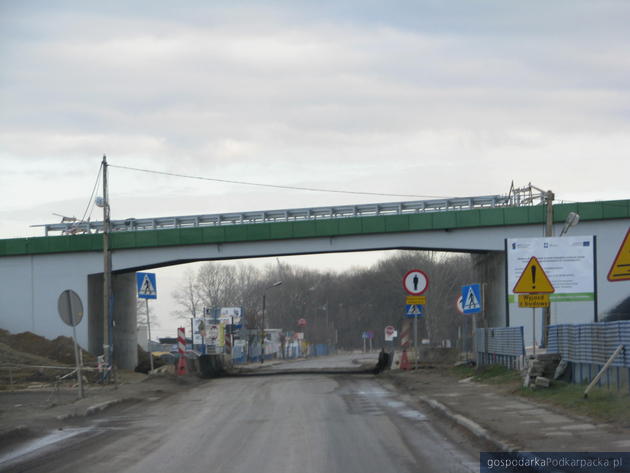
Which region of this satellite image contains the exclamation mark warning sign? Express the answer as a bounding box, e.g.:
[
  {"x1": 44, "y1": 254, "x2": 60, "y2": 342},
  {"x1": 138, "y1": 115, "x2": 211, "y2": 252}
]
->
[
  {"x1": 531, "y1": 265, "x2": 536, "y2": 290},
  {"x1": 513, "y1": 257, "x2": 554, "y2": 294}
]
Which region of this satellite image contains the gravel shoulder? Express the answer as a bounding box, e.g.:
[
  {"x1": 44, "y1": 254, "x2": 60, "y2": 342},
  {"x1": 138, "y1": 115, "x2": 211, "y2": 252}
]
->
[{"x1": 0, "y1": 370, "x2": 205, "y2": 448}]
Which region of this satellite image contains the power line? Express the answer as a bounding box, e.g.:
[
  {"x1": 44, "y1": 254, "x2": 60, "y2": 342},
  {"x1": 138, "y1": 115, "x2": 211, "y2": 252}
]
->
[
  {"x1": 109, "y1": 164, "x2": 451, "y2": 199},
  {"x1": 104, "y1": 163, "x2": 629, "y2": 211},
  {"x1": 80, "y1": 163, "x2": 103, "y2": 223}
]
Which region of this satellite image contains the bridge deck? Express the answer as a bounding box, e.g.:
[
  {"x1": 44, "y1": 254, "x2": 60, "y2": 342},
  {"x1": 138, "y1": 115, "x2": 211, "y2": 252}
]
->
[{"x1": 2, "y1": 199, "x2": 629, "y2": 257}]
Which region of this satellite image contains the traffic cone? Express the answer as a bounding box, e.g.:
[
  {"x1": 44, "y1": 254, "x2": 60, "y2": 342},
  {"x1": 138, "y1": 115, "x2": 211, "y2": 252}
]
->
[{"x1": 400, "y1": 349, "x2": 411, "y2": 370}]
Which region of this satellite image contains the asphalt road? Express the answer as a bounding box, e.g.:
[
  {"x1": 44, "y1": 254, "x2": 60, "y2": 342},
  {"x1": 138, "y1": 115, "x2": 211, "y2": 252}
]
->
[{"x1": 1, "y1": 355, "x2": 482, "y2": 473}]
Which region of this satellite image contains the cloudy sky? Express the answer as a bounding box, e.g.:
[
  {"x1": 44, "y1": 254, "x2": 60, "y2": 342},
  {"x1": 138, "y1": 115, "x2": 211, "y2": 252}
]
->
[{"x1": 2, "y1": 1, "x2": 629, "y2": 335}]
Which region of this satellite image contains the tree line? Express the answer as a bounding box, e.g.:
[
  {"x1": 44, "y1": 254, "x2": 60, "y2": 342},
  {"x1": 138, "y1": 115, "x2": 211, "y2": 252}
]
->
[{"x1": 169, "y1": 250, "x2": 476, "y2": 349}]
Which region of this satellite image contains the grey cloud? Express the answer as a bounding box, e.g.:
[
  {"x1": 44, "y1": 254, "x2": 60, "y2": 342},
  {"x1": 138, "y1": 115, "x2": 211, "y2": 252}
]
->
[{"x1": 1, "y1": 0, "x2": 630, "y2": 239}]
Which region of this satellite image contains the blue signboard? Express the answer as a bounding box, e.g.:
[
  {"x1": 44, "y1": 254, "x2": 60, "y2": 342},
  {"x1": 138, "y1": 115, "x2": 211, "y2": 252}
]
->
[
  {"x1": 136, "y1": 272, "x2": 157, "y2": 300},
  {"x1": 461, "y1": 284, "x2": 481, "y2": 314},
  {"x1": 405, "y1": 304, "x2": 424, "y2": 318}
]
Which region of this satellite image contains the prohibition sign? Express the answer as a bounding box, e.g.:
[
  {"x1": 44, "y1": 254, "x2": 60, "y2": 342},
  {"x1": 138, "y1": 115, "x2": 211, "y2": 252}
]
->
[{"x1": 403, "y1": 270, "x2": 429, "y2": 295}]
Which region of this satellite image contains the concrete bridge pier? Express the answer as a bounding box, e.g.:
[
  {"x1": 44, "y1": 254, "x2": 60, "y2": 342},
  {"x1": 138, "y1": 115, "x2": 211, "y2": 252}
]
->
[
  {"x1": 471, "y1": 251, "x2": 506, "y2": 328},
  {"x1": 88, "y1": 272, "x2": 138, "y2": 370}
]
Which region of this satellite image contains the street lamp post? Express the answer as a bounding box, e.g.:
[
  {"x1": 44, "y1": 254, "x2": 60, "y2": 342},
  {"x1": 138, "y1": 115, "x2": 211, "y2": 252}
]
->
[{"x1": 261, "y1": 281, "x2": 282, "y2": 364}]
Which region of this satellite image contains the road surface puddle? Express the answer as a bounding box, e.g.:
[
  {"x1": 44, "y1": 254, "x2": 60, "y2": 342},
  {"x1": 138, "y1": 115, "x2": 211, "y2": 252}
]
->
[
  {"x1": 398, "y1": 409, "x2": 427, "y2": 421},
  {"x1": 346, "y1": 383, "x2": 428, "y2": 423},
  {"x1": 0, "y1": 427, "x2": 92, "y2": 466}
]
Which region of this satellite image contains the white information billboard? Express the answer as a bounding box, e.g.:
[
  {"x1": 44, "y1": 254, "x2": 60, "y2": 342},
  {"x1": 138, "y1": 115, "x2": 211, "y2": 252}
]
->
[
  {"x1": 506, "y1": 236, "x2": 595, "y2": 303},
  {"x1": 218, "y1": 307, "x2": 242, "y2": 325},
  {"x1": 192, "y1": 318, "x2": 205, "y2": 345}
]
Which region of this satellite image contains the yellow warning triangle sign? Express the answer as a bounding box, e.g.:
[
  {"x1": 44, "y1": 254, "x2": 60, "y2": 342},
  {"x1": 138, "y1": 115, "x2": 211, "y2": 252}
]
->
[
  {"x1": 513, "y1": 256, "x2": 555, "y2": 293},
  {"x1": 608, "y1": 228, "x2": 630, "y2": 281}
]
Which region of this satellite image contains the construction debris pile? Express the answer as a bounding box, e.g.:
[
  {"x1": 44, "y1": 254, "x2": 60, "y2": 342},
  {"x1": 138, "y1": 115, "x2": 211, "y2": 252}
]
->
[
  {"x1": 522, "y1": 353, "x2": 562, "y2": 389},
  {"x1": 0, "y1": 329, "x2": 93, "y2": 387}
]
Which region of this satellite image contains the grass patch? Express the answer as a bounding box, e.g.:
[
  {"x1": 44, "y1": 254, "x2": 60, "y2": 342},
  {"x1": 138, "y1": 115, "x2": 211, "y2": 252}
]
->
[
  {"x1": 451, "y1": 364, "x2": 521, "y2": 385},
  {"x1": 451, "y1": 363, "x2": 630, "y2": 426},
  {"x1": 520, "y1": 381, "x2": 630, "y2": 425}
]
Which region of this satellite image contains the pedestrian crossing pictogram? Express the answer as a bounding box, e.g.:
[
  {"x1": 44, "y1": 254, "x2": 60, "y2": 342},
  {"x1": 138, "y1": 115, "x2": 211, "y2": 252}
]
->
[
  {"x1": 461, "y1": 284, "x2": 482, "y2": 314},
  {"x1": 463, "y1": 287, "x2": 480, "y2": 311},
  {"x1": 405, "y1": 304, "x2": 424, "y2": 317},
  {"x1": 136, "y1": 272, "x2": 157, "y2": 299}
]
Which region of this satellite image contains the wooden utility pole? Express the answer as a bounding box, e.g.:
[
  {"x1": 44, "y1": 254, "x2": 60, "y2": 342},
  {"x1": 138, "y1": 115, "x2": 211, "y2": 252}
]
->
[
  {"x1": 543, "y1": 190, "x2": 555, "y2": 346},
  {"x1": 545, "y1": 190, "x2": 555, "y2": 237},
  {"x1": 102, "y1": 155, "x2": 113, "y2": 379}
]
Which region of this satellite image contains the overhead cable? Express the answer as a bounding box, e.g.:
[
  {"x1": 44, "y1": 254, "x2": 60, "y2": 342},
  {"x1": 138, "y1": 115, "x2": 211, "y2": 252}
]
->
[
  {"x1": 80, "y1": 163, "x2": 103, "y2": 223},
  {"x1": 109, "y1": 164, "x2": 451, "y2": 199}
]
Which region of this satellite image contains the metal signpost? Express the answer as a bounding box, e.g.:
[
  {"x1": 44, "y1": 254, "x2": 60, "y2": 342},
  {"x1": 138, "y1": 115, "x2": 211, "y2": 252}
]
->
[
  {"x1": 461, "y1": 283, "x2": 482, "y2": 357},
  {"x1": 360, "y1": 331, "x2": 374, "y2": 352},
  {"x1": 57, "y1": 289, "x2": 85, "y2": 399},
  {"x1": 513, "y1": 257, "x2": 555, "y2": 355},
  {"x1": 137, "y1": 272, "x2": 157, "y2": 372},
  {"x1": 403, "y1": 270, "x2": 429, "y2": 370}
]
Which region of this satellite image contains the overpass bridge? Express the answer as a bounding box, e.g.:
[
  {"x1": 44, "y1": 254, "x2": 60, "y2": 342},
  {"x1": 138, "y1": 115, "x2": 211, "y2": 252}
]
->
[{"x1": 1, "y1": 195, "x2": 629, "y2": 369}]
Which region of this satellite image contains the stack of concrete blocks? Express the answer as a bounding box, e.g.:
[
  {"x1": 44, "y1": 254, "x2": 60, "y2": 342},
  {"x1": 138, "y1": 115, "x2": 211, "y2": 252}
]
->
[{"x1": 523, "y1": 353, "x2": 562, "y2": 388}]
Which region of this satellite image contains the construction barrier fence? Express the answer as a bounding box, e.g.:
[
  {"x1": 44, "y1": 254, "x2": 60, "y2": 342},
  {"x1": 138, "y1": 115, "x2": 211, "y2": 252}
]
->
[
  {"x1": 475, "y1": 326, "x2": 525, "y2": 370},
  {"x1": 547, "y1": 321, "x2": 630, "y2": 391}
]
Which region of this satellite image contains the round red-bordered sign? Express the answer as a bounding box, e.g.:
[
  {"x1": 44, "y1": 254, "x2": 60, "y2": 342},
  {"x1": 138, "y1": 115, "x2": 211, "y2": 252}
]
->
[
  {"x1": 456, "y1": 295, "x2": 464, "y2": 315},
  {"x1": 402, "y1": 269, "x2": 429, "y2": 295}
]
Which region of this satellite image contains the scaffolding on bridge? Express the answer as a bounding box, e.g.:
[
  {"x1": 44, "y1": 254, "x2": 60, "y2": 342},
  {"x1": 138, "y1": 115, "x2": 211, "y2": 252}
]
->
[{"x1": 33, "y1": 184, "x2": 547, "y2": 236}]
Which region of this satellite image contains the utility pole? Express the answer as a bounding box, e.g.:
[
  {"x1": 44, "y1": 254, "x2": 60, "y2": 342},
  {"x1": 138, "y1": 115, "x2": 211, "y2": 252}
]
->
[
  {"x1": 260, "y1": 281, "x2": 283, "y2": 364},
  {"x1": 145, "y1": 298, "x2": 154, "y2": 372},
  {"x1": 545, "y1": 190, "x2": 555, "y2": 238},
  {"x1": 543, "y1": 190, "x2": 554, "y2": 347},
  {"x1": 102, "y1": 155, "x2": 113, "y2": 380},
  {"x1": 517, "y1": 184, "x2": 554, "y2": 349},
  {"x1": 260, "y1": 293, "x2": 266, "y2": 364}
]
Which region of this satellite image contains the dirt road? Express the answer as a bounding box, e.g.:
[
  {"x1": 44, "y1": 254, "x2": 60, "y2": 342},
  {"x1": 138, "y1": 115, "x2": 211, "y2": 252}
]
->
[{"x1": 1, "y1": 356, "x2": 484, "y2": 473}]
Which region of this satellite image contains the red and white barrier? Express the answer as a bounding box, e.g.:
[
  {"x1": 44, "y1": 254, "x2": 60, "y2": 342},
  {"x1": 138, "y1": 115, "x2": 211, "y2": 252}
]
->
[
  {"x1": 176, "y1": 327, "x2": 187, "y2": 376},
  {"x1": 400, "y1": 319, "x2": 411, "y2": 349},
  {"x1": 397, "y1": 320, "x2": 413, "y2": 369},
  {"x1": 224, "y1": 329, "x2": 232, "y2": 355}
]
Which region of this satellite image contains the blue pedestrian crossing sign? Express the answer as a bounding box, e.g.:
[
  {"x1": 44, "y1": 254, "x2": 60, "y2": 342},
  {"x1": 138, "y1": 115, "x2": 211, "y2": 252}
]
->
[
  {"x1": 136, "y1": 272, "x2": 157, "y2": 299},
  {"x1": 461, "y1": 284, "x2": 481, "y2": 314},
  {"x1": 405, "y1": 304, "x2": 424, "y2": 318}
]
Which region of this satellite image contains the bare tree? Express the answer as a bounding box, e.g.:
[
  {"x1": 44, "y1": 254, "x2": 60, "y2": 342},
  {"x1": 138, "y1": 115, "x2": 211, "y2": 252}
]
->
[
  {"x1": 195, "y1": 263, "x2": 236, "y2": 308},
  {"x1": 137, "y1": 298, "x2": 161, "y2": 328},
  {"x1": 171, "y1": 268, "x2": 202, "y2": 319},
  {"x1": 169, "y1": 249, "x2": 477, "y2": 350}
]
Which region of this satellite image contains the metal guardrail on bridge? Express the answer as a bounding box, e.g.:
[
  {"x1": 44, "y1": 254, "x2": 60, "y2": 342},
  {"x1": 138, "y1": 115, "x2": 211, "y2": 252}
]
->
[{"x1": 35, "y1": 195, "x2": 512, "y2": 235}]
